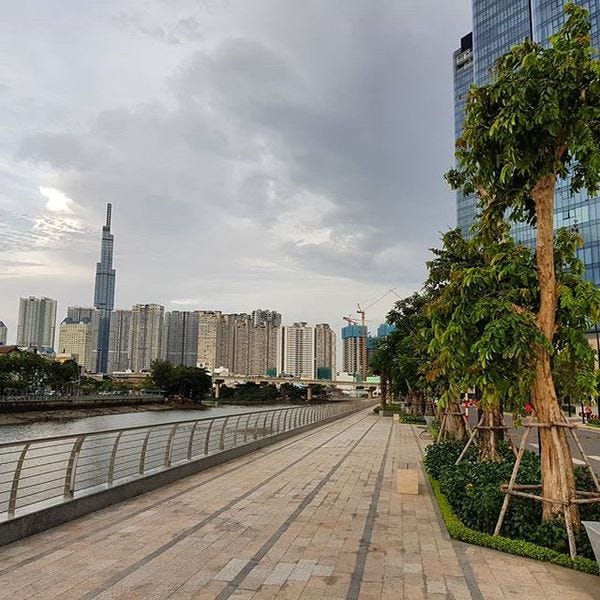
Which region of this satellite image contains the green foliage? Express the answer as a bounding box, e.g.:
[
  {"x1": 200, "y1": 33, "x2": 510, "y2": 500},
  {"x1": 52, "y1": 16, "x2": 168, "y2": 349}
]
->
[
  {"x1": 398, "y1": 414, "x2": 426, "y2": 424},
  {"x1": 424, "y1": 440, "x2": 600, "y2": 561},
  {"x1": 150, "y1": 360, "x2": 212, "y2": 402},
  {"x1": 427, "y1": 226, "x2": 542, "y2": 412},
  {"x1": 587, "y1": 417, "x2": 600, "y2": 427},
  {"x1": 0, "y1": 352, "x2": 80, "y2": 395},
  {"x1": 428, "y1": 475, "x2": 599, "y2": 575}
]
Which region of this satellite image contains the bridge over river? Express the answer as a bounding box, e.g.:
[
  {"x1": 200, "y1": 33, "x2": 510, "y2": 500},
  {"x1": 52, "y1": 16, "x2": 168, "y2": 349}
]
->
[{"x1": 0, "y1": 406, "x2": 597, "y2": 599}]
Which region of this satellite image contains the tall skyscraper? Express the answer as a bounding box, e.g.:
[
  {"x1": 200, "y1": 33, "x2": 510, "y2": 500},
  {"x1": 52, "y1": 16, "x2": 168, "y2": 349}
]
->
[
  {"x1": 314, "y1": 323, "x2": 336, "y2": 380},
  {"x1": 164, "y1": 311, "x2": 199, "y2": 367},
  {"x1": 277, "y1": 322, "x2": 315, "y2": 379},
  {"x1": 0, "y1": 321, "x2": 7, "y2": 346},
  {"x1": 57, "y1": 318, "x2": 94, "y2": 371},
  {"x1": 129, "y1": 304, "x2": 164, "y2": 372},
  {"x1": 93, "y1": 204, "x2": 116, "y2": 372},
  {"x1": 16, "y1": 296, "x2": 57, "y2": 349},
  {"x1": 454, "y1": 1, "x2": 600, "y2": 285},
  {"x1": 107, "y1": 309, "x2": 132, "y2": 373}
]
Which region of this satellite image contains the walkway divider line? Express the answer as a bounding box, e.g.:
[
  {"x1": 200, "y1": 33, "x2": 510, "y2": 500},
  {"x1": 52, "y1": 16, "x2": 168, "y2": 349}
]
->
[
  {"x1": 82, "y1": 411, "x2": 376, "y2": 599},
  {"x1": 346, "y1": 421, "x2": 393, "y2": 600},
  {"x1": 213, "y1": 418, "x2": 382, "y2": 600}
]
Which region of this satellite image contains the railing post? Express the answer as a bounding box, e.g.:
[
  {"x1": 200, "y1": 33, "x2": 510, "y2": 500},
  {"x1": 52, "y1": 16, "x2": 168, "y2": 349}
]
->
[
  {"x1": 233, "y1": 415, "x2": 243, "y2": 446},
  {"x1": 219, "y1": 417, "x2": 230, "y2": 451},
  {"x1": 187, "y1": 421, "x2": 200, "y2": 460},
  {"x1": 63, "y1": 435, "x2": 86, "y2": 499},
  {"x1": 243, "y1": 413, "x2": 252, "y2": 442},
  {"x1": 269, "y1": 411, "x2": 276, "y2": 435},
  {"x1": 253, "y1": 413, "x2": 260, "y2": 440},
  {"x1": 8, "y1": 442, "x2": 31, "y2": 518},
  {"x1": 276, "y1": 410, "x2": 283, "y2": 433},
  {"x1": 204, "y1": 419, "x2": 215, "y2": 455},
  {"x1": 293, "y1": 408, "x2": 299, "y2": 429},
  {"x1": 107, "y1": 432, "x2": 123, "y2": 487},
  {"x1": 261, "y1": 411, "x2": 269, "y2": 437},
  {"x1": 164, "y1": 423, "x2": 179, "y2": 467},
  {"x1": 139, "y1": 428, "x2": 154, "y2": 474}
]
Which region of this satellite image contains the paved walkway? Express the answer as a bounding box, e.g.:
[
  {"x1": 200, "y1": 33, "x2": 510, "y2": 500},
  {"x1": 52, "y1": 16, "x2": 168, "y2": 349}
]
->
[{"x1": 0, "y1": 409, "x2": 597, "y2": 599}]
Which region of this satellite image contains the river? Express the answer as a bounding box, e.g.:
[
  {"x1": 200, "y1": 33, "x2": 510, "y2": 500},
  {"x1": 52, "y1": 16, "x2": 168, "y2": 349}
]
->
[{"x1": 0, "y1": 404, "x2": 293, "y2": 443}]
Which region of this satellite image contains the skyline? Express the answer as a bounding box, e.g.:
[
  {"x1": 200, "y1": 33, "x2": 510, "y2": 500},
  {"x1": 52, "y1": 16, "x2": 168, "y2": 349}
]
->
[{"x1": 0, "y1": 0, "x2": 472, "y2": 341}]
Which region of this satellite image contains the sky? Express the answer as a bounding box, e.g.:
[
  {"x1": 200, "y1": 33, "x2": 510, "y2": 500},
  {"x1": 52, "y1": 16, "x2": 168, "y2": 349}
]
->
[{"x1": 0, "y1": 0, "x2": 472, "y2": 343}]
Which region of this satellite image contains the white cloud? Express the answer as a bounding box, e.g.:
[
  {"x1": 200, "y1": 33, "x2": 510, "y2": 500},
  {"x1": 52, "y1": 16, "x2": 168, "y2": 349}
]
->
[{"x1": 39, "y1": 186, "x2": 74, "y2": 213}]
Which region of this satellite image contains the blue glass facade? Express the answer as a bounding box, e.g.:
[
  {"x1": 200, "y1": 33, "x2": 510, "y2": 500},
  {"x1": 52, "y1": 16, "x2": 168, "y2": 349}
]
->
[
  {"x1": 376, "y1": 323, "x2": 396, "y2": 338},
  {"x1": 453, "y1": 33, "x2": 477, "y2": 234},
  {"x1": 93, "y1": 204, "x2": 116, "y2": 372},
  {"x1": 455, "y1": 1, "x2": 600, "y2": 287}
]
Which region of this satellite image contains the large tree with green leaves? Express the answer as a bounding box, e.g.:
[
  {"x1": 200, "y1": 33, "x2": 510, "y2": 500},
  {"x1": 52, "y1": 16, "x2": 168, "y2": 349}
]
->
[{"x1": 447, "y1": 4, "x2": 600, "y2": 525}]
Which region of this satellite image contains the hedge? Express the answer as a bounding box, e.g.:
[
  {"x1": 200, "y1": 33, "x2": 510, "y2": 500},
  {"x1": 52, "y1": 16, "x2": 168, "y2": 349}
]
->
[{"x1": 427, "y1": 475, "x2": 599, "y2": 575}]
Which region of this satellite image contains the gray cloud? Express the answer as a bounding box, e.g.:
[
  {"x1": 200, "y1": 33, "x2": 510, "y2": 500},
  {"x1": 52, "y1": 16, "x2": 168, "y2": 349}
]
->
[{"x1": 1, "y1": 0, "x2": 471, "y2": 340}]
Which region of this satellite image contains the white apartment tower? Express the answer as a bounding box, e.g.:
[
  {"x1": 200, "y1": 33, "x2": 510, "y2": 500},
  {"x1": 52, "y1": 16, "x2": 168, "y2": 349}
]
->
[
  {"x1": 277, "y1": 322, "x2": 315, "y2": 379},
  {"x1": 17, "y1": 296, "x2": 57, "y2": 349}
]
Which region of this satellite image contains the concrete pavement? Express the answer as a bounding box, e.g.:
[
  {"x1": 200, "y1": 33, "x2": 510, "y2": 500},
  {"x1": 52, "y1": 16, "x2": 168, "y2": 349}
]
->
[{"x1": 0, "y1": 409, "x2": 597, "y2": 599}]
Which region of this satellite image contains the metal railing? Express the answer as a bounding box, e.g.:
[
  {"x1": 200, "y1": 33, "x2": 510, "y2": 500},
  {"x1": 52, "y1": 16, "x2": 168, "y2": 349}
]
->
[{"x1": 0, "y1": 400, "x2": 371, "y2": 521}]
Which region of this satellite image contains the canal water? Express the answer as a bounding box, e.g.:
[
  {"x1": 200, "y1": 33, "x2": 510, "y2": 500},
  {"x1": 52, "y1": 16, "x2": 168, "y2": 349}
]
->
[{"x1": 0, "y1": 404, "x2": 292, "y2": 443}]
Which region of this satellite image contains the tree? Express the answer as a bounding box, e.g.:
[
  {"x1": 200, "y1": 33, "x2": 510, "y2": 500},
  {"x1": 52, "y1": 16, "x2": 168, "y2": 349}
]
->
[
  {"x1": 428, "y1": 226, "x2": 542, "y2": 459},
  {"x1": 150, "y1": 360, "x2": 212, "y2": 403},
  {"x1": 447, "y1": 4, "x2": 600, "y2": 525}
]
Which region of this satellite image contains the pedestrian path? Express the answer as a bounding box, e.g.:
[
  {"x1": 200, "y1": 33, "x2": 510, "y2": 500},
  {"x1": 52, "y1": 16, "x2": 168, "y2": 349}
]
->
[{"x1": 0, "y1": 409, "x2": 597, "y2": 599}]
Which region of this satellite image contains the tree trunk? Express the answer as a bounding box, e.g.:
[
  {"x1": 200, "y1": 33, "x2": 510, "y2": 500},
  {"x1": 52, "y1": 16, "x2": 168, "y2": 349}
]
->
[
  {"x1": 445, "y1": 399, "x2": 468, "y2": 441},
  {"x1": 380, "y1": 373, "x2": 388, "y2": 408},
  {"x1": 478, "y1": 405, "x2": 503, "y2": 462},
  {"x1": 532, "y1": 174, "x2": 579, "y2": 527}
]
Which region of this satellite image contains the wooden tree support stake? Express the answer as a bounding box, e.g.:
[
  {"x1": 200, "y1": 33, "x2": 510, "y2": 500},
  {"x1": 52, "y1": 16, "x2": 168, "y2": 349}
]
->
[{"x1": 493, "y1": 418, "x2": 600, "y2": 559}]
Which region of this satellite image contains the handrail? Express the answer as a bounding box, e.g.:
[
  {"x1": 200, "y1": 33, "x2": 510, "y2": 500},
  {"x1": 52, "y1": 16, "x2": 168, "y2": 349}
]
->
[
  {"x1": 0, "y1": 405, "x2": 307, "y2": 448},
  {"x1": 0, "y1": 399, "x2": 374, "y2": 522}
]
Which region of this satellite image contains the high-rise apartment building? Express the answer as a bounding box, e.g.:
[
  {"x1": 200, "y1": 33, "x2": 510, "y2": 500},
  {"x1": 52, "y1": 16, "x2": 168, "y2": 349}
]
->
[
  {"x1": 129, "y1": 304, "x2": 164, "y2": 372},
  {"x1": 197, "y1": 311, "x2": 221, "y2": 371},
  {"x1": 57, "y1": 318, "x2": 94, "y2": 371},
  {"x1": 164, "y1": 311, "x2": 199, "y2": 367},
  {"x1": 252, "y1": 309, "x2": 282, "y2": 328},
  {"x1": 314, "y1": 323, "x2": 336, "y2": 380},
  {"x1": 93, "y1": 204, "x2": 116, "y2": 372},
  {"x1": 107, "y1": 309, "x2": 132, "y2": 372},
  {"x1": 16, "y1": 296, "x2": 57, "y2": 349},
  {"x1": 66, "y1": 307, "x2": 99, "y2": 371},
  {"x1": 0, "y1": 321, "x2": 7, "y2": 346},
  {"x1": 454, "y1": 1, "x2": 600, "y2": 285},
  {"x1": 277, "y1": 322, "x2": 315, "y2": 379},
  {"x1": 341, "y1": 324, "x2": 368, "y2": 377}
]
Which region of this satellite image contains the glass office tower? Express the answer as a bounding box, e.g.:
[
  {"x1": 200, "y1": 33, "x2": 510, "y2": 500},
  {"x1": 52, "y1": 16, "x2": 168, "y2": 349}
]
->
[
  {"x1": 454, "y1": 1, "x2": 600, "y2": 286},
  {"x1": 93, "y1": 204, "x2": 116, "y2": 372}
]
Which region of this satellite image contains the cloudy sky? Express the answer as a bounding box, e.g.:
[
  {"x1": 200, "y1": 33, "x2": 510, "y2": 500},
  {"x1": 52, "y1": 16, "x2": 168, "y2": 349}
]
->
[{"x1": 1, "y1": 0, "x2": 471, "y2": 342}]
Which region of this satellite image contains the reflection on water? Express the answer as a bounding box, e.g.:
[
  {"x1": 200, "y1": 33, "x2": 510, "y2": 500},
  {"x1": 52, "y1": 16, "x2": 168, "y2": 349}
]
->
[{"x1": 0, "y1": 404, "x2": 291, "y2": 443}]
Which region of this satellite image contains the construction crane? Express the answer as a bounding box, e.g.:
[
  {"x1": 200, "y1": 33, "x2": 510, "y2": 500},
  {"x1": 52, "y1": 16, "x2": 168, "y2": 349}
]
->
[{"x1": 355, "y1": 288, "x2": 401, "y2": 382}]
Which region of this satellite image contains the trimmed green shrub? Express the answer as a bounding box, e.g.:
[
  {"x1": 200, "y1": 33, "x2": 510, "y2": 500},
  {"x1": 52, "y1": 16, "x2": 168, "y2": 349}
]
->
[
  {"x1": 424, "y1": 439, "x2": 600, "y2": 562},
  {"x1": 428, "y1": 476, "x2": 599, "y2": 576},
  {"x1": 399, "y1": 414, "x2": 426, "y2": 424}
]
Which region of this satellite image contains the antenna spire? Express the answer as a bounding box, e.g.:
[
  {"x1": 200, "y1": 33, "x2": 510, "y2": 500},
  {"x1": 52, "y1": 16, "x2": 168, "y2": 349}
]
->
[{"x1": 105, "y1": 203, "x2": 112, "y2": 229}]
